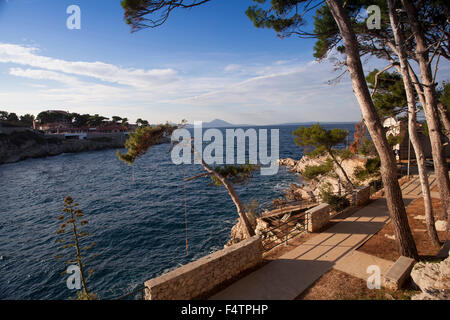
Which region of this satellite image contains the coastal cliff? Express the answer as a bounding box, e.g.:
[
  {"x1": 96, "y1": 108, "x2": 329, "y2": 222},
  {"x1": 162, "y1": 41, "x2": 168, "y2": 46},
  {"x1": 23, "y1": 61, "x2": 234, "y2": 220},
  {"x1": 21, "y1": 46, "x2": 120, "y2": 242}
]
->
[
  {"x1": 278, "y1": 154, "x2": 378, "y2": 199},
  {"x1": 0, "y1": 131, "x2": 128, "y2": 165}
]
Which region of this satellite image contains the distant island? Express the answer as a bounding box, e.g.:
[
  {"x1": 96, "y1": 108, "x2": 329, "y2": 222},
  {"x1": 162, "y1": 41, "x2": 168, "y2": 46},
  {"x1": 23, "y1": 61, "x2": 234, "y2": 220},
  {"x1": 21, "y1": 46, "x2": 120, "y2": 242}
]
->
[
  {"x1": 186, "y1": 119, "x2": 358, "y2": 128},
  {"x1": 185, "y1": 119, "x2": 249, "y2": 128}
]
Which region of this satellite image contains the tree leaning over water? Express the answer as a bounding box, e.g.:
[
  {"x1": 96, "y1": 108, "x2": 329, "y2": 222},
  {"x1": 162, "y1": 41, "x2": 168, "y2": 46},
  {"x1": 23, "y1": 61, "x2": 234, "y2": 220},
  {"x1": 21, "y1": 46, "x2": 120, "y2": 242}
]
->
[{"x1": 117, "y1": 122, "x2": 257, "y2": 238}]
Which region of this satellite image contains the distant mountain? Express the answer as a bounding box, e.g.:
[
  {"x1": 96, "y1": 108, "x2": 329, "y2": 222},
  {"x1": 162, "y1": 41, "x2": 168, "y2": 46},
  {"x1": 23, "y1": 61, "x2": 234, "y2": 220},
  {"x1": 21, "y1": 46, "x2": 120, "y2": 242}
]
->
[
  {"x1": 203, "y1": 119, "x2": 234, "y2": 128},
  {"x1": 186, "y1": 119, "x2": 249, "y2": 128}
]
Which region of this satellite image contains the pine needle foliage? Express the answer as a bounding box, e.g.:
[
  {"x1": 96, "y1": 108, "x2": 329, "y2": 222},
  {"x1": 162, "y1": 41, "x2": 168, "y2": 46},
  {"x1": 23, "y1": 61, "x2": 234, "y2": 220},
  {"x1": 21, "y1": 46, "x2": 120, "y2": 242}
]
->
[
  {"x1": 211, "y1": 164, "x2": 259, "y2": 186},
  {"x1": 293, "y1": 123, "x2": 354, "y2": 188},
  {"x1": 117, "y1": 123, "x2": 176, "y2": 165},
  {"x1": 293, "y1": 123, "x2": 348, "y2": 154}
]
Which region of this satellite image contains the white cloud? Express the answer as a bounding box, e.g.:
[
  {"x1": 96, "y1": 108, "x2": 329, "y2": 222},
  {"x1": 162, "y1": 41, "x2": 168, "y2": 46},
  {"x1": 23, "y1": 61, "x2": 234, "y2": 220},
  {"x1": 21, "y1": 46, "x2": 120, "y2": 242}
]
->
[
  {"x1": 3, "y1": 41, "x2": 424, "y2": 124},
  {"x1": 9, "y1": 68, "x2": 79, "y2": 85},
  {"x1": 0, "y1": 43, "x2": 178, "y2": 88},
  {"x1": 224, "y1": 64, "x2": 241, "y2": 73}
]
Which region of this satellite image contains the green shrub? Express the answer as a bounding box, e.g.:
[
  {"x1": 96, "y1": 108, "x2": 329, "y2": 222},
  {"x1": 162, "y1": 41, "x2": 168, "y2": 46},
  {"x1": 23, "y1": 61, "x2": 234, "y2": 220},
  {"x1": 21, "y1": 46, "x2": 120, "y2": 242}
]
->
[
  {"x1": 366, "y1": 157, "x2": 381, "y2": 173},
  {"x1": 387, "y1": 134, "x2": 403, "y2": 146},
  {"x1": 354, "y1": 166, "x2": 369, "y2": 181},
  {"x1": 354, "y1": 157, "x2": 381, "y2": 181},
  {"x1": 320, "y1": 188, "x2": 350, "y2": 212},
  {"x1": 301, "y1": 159, "x2": 333, "y2": 180},
  {"x1": 357, "y1": 138, "x2": 377, "y2": 156}
]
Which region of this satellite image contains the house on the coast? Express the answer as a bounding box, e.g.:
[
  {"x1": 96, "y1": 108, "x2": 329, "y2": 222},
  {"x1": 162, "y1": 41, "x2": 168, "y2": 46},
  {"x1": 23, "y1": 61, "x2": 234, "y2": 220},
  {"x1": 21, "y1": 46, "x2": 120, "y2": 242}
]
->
[{"x1": 383, "y1": 117, "x2": 450, "y2": 161}]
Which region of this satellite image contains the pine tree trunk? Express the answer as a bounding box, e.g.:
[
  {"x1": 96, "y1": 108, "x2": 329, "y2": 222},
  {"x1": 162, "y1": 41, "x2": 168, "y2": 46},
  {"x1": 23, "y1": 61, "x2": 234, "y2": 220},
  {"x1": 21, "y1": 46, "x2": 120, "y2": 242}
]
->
[
  {"x1": 401, "y1": 0, "x2": 450, "y2": 230},
  {"x1": 328, "y1": 149, "x2": 354, "y2": 189},
  {"x1": 199, "y1": 159, "x2": 255, "y2": 238},
  {"x1": 325, "y1": 0, "x2": 418, "y2": 258},
  {"x1": 437, "y1": 102, "x2": 450, "y2": 141},
  {"x1": 388, "y1": 0, "x2": 440, "y2": 246}
]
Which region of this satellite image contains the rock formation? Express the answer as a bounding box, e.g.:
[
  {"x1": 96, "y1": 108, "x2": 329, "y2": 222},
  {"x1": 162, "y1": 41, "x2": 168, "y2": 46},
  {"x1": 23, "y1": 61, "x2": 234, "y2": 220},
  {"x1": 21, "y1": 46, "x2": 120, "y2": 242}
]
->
[
  {"x1": 0, "y1": 131, "x2": 170, "y2": 165},
  {"x1": 279, "y1": 155, "x2": 376, "y2": 200},
  {"x1": 411, "y1": 252, "x2": 450, "y2": 300}
]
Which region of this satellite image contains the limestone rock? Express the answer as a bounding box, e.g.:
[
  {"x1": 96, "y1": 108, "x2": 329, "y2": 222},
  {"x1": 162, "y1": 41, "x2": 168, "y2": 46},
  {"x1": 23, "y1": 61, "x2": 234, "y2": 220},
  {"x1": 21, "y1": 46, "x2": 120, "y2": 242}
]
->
[
  {"x1": 278, "y1": 154, "x2": 375, "y2": 201},
  {"x1": 226, "y1": 220, "x2": 247, "y2": 247},
  {"x1": 411, "y1": 291, "x2": 449, "y2": 300},
  {"x1": 384, "y1": 234, "x2": 396, "y2": 240},
  {"x1": 226, "y1": 217, "x2": 264, "y2": 247},
  {"x1": 435, "y1": 220, "x2": 447, "y2": 232},
  {"x1": 254, "y1": 218, "x2": 269, "y2": 237},
  {"x1": 410, "y1": 251, "x2": 450, "y2": 300}
]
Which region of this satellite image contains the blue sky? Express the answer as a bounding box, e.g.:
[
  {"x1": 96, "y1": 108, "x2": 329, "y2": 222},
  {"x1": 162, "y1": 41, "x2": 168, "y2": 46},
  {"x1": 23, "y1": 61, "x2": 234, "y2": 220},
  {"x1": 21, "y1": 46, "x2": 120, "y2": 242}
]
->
[{"x1": 0, "y1": 0, "x2": 448, "y2": 125}]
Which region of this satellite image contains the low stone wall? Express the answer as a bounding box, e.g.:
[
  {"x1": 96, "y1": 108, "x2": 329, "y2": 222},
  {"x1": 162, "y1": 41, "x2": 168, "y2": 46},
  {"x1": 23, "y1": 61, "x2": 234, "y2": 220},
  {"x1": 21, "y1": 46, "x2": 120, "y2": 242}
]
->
[
  {"x1": 144, "y1": 236, "x2": 263, "y2": 300},
  {"x1": 353, "y1": 186, "x2": 371, "y2": 206},
  {"x1": 306, "y1": 203, "x2": 330, "y2": 232}
]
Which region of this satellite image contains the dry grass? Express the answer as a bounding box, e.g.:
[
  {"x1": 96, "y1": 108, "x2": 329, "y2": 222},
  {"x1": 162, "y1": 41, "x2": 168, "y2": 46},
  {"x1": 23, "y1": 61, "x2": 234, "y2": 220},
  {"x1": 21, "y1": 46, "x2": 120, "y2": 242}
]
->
[
  {"x1": 358, "y1": 196, "x2": 450, "y2": 261},
  {"x1": 296, "y1": 269, "x2": 419, "y2": 300},
  {"x1": 297, "y1": 180, "x2": 448, "y2": 300}
]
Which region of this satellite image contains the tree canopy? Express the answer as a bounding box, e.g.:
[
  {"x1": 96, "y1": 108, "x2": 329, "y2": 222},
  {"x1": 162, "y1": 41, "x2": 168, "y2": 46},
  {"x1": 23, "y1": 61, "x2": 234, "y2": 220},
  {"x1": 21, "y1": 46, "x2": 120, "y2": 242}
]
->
[
  {"x1": 439, "y1": 82, "x2": 450, "y2": 111},
  {"x1": 117, "y1": 123, "x2": 176, "y2": 165},
  {"x1": 1, "y1": 110, "x2": 35, "y2": 127},
  {"x1": 293, "y1": 123, "x2": 353, "y2": 187},
  {"x1": 293, "y1": 123, "x2": 348, "y2": 154},
  {"x1": 121, "y1": 0, "x2": 212, "y2": 31},
  {"x1": 36, "y1": 111, "x2": 71, "y2": 125},
  {"x1": 366, "y1": 69, "x2": 408, "y2": 119}
]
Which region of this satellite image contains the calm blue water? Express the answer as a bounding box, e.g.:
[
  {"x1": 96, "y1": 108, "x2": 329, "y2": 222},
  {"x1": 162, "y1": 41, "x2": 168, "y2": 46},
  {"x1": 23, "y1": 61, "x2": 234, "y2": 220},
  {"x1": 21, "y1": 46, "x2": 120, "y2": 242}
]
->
[{"x1": 0, "y1": 124, "x2": 355, "y2": 300}]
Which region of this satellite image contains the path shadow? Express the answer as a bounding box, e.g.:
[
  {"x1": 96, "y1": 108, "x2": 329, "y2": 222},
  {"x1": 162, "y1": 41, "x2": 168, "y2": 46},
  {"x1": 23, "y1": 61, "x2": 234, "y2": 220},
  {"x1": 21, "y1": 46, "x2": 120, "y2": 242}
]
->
[{"x1": 210, "y1": 259, "x2": 334, "y2": 300}]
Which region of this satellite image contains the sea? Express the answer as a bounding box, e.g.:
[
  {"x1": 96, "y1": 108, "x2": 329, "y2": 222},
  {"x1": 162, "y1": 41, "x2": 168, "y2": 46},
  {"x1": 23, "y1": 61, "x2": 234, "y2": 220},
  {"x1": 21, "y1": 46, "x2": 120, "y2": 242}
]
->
[{"x1": 0, "y1": 123, "x2": 356, "y2": 299}]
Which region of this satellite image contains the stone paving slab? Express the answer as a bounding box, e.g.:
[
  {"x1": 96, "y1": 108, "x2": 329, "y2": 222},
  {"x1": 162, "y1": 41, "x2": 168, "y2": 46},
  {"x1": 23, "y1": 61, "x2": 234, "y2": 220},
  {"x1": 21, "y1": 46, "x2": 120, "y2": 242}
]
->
[
  {"x1": 431, "y1": 191, "x2": 440, "y2": 198},
  {"x1": 401, "y1": 175, "x2": 438, "y2": 199},
  {"x1": 333, "y1": 250, "x2": 394, "y2": 283}
]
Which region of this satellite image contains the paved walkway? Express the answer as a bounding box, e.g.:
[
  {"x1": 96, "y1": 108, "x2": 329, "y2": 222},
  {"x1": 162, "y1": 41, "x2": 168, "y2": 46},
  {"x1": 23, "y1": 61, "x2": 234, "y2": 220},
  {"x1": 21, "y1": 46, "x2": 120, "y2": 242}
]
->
[
  {"x1": 211, "y1": 175, "x2": 435, "y2": 300},
  {"x1": 334, "y1": 250, "x2": 393, "y2": 283},
  {"x1": 211, "y1": 197, "x2": 413, "y2": 300},
  {"x1": 401, "y1": 174, "x2": 438, "y2": 199}
]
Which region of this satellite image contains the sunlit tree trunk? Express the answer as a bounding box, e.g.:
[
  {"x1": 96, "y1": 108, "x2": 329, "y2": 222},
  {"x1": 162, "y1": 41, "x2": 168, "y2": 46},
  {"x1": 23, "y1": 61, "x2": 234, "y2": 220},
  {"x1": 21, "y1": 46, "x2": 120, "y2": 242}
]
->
[
  {"x1": 191, "y1": 145, "x2": 255, "y2": 238},
  {"x1": 437, "y1": 102, "x2": 450, "y2": 140},
  {"x1": 199, "y1": 160, "x2": 255, "y2": 238},
  {"x1": 328, "y1": 148, "x2": 354, "y2": 189},
  {"x1": 401, "y1": 0, "x2": 450, "y2": 231},
  {"x1": 388, "y1": 0, "x2": 440, "y2": 246},
  {"x1": 325, "y1": 0, "x2": 418, "y2": 258}
]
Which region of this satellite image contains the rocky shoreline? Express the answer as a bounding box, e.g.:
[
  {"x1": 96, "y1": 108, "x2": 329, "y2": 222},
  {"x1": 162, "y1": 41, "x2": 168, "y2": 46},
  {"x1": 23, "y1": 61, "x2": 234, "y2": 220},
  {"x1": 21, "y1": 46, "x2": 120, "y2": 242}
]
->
[
  {"x1": 278, "y1": 154, "x2": 377, "y2": 199},
  {"x1": 0, "y1": 130, "x2": 170, "y2": 165},
  {"x1": 226, "y1": 153, "x2": 379, "y2": 246}
]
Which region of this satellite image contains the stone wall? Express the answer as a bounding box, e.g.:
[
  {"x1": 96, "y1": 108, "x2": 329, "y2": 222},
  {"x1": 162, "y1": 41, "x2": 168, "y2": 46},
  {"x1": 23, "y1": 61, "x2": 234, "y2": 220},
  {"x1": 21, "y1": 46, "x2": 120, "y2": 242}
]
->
[
  {"x1": 144, "y1": 236, "x2": 263, "y2": 300},
  {"x1": 353, "y1": 186, "x2": 371, "y2": 206},
  {"x1": 306, "y1": 203, "x2": 330, "y2": 232}
]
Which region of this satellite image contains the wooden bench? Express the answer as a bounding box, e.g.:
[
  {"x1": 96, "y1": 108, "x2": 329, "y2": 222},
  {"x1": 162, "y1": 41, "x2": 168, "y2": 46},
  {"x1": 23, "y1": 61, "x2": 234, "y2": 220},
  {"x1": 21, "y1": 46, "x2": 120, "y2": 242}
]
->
[{"x1": 384, "y1": 256, "x2": 416, "y2": 290}]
